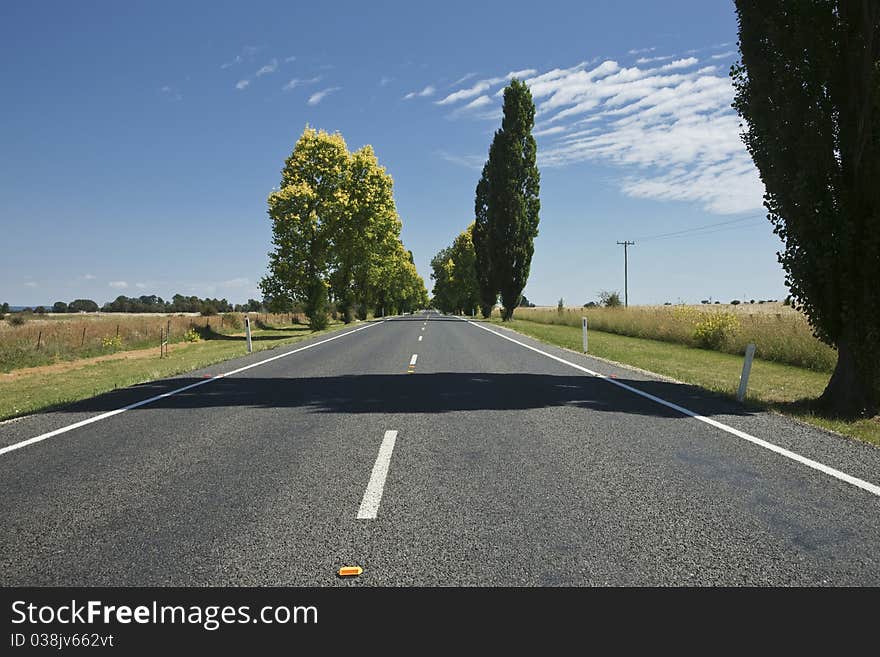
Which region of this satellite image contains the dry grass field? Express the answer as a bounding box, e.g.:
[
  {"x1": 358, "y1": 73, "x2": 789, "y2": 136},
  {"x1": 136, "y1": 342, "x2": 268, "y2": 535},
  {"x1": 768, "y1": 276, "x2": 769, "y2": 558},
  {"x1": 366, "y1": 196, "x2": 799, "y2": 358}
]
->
[{"x1": 508, "y1": 303, "x2": 836, "y2": 372}]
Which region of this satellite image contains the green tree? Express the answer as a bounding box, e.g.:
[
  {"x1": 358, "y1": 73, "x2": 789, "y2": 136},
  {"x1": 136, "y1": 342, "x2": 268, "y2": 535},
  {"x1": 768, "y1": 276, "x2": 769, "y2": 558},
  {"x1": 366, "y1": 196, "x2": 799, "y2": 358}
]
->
[
  {"x1": 478, "y1": 79, "x2": 541, "y2": 321},
  {"x1": 473, "y1": 167, "x2": 497, "y2": 317},
  {"x1": 261, "y1": 127, "x2": 349, "y2": 330},
  {"x1": 68, "y1": 299, "x2": 99, "y2": 313},
  {"x1": 331, "y1": 145, "x2": 402, "y2": 323},
  {"x1": 732, "y1": 1, "x2": 880, "y2": 417},
  {"x1": 52, "y1": 301, "x2": 68, "y2": 313},
  {"x1": 1, "y1": 302, "x2": 8, "y2": 314}
]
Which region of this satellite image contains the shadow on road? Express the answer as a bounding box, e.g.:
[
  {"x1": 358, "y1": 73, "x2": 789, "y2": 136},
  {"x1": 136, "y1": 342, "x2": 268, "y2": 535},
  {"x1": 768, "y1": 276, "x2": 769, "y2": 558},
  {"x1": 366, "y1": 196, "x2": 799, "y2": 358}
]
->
[{"x1": 49, "y1": 372, "x2": 756, "y2": 420}]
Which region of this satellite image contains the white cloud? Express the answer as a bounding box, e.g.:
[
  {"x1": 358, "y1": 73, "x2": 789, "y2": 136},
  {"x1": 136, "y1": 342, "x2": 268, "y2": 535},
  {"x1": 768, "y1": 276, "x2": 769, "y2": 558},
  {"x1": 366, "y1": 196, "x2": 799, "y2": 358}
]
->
[
  {"x1": 379, "y1": 76, "x2": 392, "y2": 86},
  {"x1": 403, "y1": 85, "x2": 436, "y2": 99},
  {"x1": 285, "y1": 55, "x2": 297, "y2": 63},
  {"x1": 24, "y1": 281, "x2": 37, "y2": 288},
  {"x1": 220, "y1": 55, "x2": 242, "y2": 70},
  {"x1": 436, "y1": 69, "x2": 538, "y2": 105},
  {"x1": 636, "y1": 55, "x2": 674, "y2": 64},
  {"x1": 450, "y1": 72, "x2": 478, "y2": 86},
  {"x1": 711, "y1": 50, "x2": 737, "y2": 60},
  {"x1": 83, "y1": 274, "x2": 96, "y2": 280},
  {"x1": 308, "y1": 87, "x2": 340, "y2": 105},
  {"x1": 135, "y1": 282, "x2": 148, "y2": 290},
  {"x1": 235, "y1": 79, "x2": 250, "y2": 90},
  {"x1": 533, "y1": 125, "x2": 568, "y2": 137},
  {"x1": 660, "y1": 57, "x2": 699, "y2": 71},
  {"x1": 463, "y1": 95, "x2": 492, "y2": 110},
  {"x1": 256, "y1": 59, "x2": 278, "y2": 77},
  {"x1": 223, "y1": 277, "x2": 250, "y2": 287},
  {"x1": 628, "y1": 47, "x2": 655, "y2": 55},
  {"x1": 109, "y1": 281, "x2": 128, "y2": 289},
  {"x1": 437, "y1": 151, "x2": 485, "y2": 170},
  {"x1": 283, "y1": 76, "x2": 321, "y2": 91}
]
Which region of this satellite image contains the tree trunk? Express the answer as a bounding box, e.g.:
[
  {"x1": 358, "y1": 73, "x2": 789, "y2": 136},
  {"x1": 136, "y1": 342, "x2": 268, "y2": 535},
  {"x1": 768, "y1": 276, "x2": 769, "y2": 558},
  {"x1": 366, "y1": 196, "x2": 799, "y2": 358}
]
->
[
  {"x1": 818, "y1": 339, "x2": 879, "y2": 418},
  {"x1": 480, "y1": 303, "x2": 493, "y2": 319},
  {"x1": 501, "y1": 306, "x2": 514, "y2": 321}
]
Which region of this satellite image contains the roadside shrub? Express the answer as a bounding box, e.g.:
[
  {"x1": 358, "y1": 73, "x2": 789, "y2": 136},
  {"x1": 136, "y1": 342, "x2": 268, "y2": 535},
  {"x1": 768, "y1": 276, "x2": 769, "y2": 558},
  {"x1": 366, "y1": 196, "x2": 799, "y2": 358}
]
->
[
  {"x1": 222, "y1": 312, "x2": 243, "y2": 330},
  {"x1": 101, "y1": 335, "x2": 123, "y2": 350},
  {"x1": 200, "y1": 304, "x2": 217, "y2": 316},
  {"x1": 693, "y1": 312, "x2": 739, "y2": 350},
  {"x1": 598, "y1": 290, "x2": 622, "y2": 308},
  {"x1": 183, "y1": 328, "x2": 201, "y2": 342},
  {"x1": 557, "y1": 298, "x2": 564, "y2": 314},
  {"x1": 7, "y1": 314, "x2": 26, "y2": 326}
]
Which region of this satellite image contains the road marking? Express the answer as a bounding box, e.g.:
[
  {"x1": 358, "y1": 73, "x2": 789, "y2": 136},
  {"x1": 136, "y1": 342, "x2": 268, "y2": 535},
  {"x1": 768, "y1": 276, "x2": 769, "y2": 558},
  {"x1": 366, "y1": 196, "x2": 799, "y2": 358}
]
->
[
  {"x1": 357, "y1": 430, "x2": 399, "y2": 519},
  {"x1": 418, "y1": 336, "x2": 423, "y2": 341},
  {"x1": 0, "y1": 320, "x2": 386, "y2": 457},
  {"x1": 409, "y1": 354, "x2": 418, "y2": 366},
  {"x1": 465, "y1": 319, "x2": 880, "y2": 498},
  {"x1": 421, "y1": 327, "x2": 425, "y2": 331}
]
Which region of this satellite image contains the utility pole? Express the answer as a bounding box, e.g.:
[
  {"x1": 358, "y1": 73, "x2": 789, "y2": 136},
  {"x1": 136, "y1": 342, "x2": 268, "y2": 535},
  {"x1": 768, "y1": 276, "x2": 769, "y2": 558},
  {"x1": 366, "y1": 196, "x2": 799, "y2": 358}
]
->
[{"x1": 616, "y1": 241, "x2": 635, "y2": 307}]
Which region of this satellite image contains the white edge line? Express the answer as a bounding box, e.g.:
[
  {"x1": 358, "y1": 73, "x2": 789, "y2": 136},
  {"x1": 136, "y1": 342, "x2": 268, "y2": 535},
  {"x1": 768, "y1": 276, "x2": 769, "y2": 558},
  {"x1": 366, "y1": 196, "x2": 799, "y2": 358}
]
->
[
  {"x1": 409, "y1": 354, "x2": 418, "y2": 366},
  {"x1": 0, "y1": 320, "x2": 386, "y2": 457},
  {"x1": 357, "y1": 430, "x2": 399, "y2": 519},
  {"x1": 464, "y1": 319, "x2": 880, "y2": 498},
  {"x1": 418, "y1": 336, "x2": 423, "y2": 341}
]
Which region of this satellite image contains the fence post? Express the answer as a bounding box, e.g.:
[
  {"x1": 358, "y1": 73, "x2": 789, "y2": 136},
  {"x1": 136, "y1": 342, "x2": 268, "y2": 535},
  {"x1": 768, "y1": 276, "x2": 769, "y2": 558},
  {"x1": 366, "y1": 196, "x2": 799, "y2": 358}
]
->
[
  {"x1": 582, "y1": 317, "x2": 588, "y2": 353},
  {"x1": 37, "y1": 330, "x2": 42, "y2": 350},
  {"x1": 737, "y1": 343, "x2": 757, "y2": 402},
  {"x1": 159, "y1": 328, "x2": 164, "y2": 358},
  {"x1": 245, "y1": 316, "x2": 253, "y2": 353},
  {"x1": 81, "y1": 326, "x2": 86, "y2": 347}
]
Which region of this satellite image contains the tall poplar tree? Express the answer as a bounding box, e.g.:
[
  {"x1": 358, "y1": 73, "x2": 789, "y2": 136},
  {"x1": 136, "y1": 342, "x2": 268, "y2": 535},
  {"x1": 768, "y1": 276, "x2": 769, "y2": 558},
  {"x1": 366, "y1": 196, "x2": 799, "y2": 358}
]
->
[
  {"x1": 732, "y1": 0, "x2": 880, "y2": 417},
  {"x1": 477, "y1": 79, "x2": 541, "y2": 321}
]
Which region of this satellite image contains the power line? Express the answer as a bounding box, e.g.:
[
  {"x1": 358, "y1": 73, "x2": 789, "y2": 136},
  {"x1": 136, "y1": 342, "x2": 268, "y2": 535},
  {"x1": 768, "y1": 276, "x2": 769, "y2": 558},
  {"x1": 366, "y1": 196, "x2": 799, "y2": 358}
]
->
[
  {"x1": 616, "y1": 240, "x2": 635, "y2": 307},
  {"x1": 634, "y1": 214, "x2": 767, "y2": 242}
]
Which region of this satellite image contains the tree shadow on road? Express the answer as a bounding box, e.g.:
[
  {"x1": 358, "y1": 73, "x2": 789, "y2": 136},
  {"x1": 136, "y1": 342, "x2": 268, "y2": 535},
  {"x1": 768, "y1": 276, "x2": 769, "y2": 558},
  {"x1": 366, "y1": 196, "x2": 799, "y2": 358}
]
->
[{"x1": 48, "y1": 371, "x2": 757, "y2": 420}]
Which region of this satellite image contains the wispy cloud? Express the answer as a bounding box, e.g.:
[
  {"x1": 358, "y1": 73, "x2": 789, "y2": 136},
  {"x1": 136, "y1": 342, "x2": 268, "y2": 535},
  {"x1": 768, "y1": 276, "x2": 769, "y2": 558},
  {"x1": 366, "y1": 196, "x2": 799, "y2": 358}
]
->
[
  {"x1": 160, "y1": 85, "x2": 182, "y2": 101},
  {"x1": 711, "y1": 50, "x2": 737, "y2": 60},
  {"x1": 109, "y1": 281, "x2": 128, "y2": 289},
  {"x1": 450, "y1": 72, "x2": 478, "y2": 87},
  {"x1": 437, "y1": 151, "x2": 485, "y2": 170},
  {"x1": 379, "y1": 76, "x2": 393, "y2": 87},
  {"x1": 523, "y1": 55, "x2": 762, "y2": 213},
  {"x1": 403, "y1": 85, "x2": 436, "y2": 99},
  {"x1": 308, "y1": 87, "x2": 340, "y2": 105},
  {"x1": 235, "y1": 79, "x2": 250, "y2": 90},
  {"x1": 283, "y1": 76, "x2": 321, "y2": 91},
  {"x1": 24, "y1": 281, "x2": 37, "y2": 288},
  {"x1": 135, "y1": 282, "x2": 148, "y2": 290},
  {"x1": 284, "y1": 55, "x2": 297, "y2": 63},
  {"x1": 636, "y1": 54, "x2": 674, "y2": 64},
  {"x1": 220, "y1": 46, "x2": 260, "y2": 69},
  {"x1": 83, "y1": 274, "x2": 96, "y2": 280},
  {"x1": 436, "y1": 69, "x2": 537, "y2": 105},
  {"x1": 628, "y1": 47, "x2": 655, "y2": 55},
  {"x1": 255, "y1": 59, "x2": 278, "y2": 77}
]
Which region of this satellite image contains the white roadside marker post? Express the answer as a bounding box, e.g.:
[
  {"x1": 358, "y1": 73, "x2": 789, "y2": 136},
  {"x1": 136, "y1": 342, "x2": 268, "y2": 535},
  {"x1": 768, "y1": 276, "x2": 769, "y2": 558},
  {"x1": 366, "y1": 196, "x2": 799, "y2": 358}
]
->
[
  {"x1": 245, "y1": 315, "x2": 253, "y2": 353},
  {"x1": 737, "y1": 343, "x2": 756, "y2": 402},
  {"x1": 582, "y1": 317, "x2": 588, "y2": 353}
]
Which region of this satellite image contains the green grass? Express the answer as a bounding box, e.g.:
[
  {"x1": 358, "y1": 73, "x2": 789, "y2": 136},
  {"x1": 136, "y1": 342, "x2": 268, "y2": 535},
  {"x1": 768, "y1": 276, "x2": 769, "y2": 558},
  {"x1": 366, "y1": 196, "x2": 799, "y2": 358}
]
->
[
  {"x1": 490, "y1": 318, "x2": 880, "y2": 447},
  {"x1": 0, "y1": 322, "x2": 349, "y2": 421}
]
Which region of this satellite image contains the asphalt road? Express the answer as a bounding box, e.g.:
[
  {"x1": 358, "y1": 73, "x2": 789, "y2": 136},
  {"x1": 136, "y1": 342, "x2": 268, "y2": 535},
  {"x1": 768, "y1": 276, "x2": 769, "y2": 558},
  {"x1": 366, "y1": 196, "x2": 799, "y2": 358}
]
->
[{"x1": 1, "y1": 311, "x2": 879, "y2": 586}]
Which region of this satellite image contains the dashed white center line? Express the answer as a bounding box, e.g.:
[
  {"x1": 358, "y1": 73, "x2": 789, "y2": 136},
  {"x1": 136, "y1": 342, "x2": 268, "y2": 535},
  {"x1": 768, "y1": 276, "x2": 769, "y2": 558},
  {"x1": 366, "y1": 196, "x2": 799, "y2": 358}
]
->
[
  {"x1": 357, "y1": 430, "x2": 399, "y2": 520},
  {"x1": 409, "y1": 354, "x2": 418, "y2": 366},
  {"x1": 418, "y1": 335, "x2": 423, "y2": 341}
]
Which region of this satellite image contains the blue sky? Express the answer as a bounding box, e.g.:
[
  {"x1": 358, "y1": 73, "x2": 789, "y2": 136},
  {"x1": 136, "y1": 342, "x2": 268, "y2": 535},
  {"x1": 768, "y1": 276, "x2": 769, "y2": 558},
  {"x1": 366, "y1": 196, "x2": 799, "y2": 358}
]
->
[{"x1": 0, "y1": 0, "x2": 785, "y2": 307}]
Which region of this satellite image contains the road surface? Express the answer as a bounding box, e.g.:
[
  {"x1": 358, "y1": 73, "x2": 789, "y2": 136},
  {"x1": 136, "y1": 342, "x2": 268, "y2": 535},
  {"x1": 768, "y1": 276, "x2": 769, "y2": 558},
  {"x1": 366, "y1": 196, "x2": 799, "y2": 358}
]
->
[{"x1": 1, "y1": 311, "x2": 878, "y2": 585}]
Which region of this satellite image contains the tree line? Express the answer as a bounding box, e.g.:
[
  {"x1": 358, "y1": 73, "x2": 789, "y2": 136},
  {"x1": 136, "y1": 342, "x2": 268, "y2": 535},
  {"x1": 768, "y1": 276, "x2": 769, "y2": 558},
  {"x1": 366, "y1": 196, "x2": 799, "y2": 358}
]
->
[
  {"x1": 430, "y1": 79, "x2": 541, "y2": 320},
  {"x1": 260, "y1": 127, "x2": 428, "y2": 330},
  {"x1": 1, "y1": 296, "x2": 269, "y2": 316}
]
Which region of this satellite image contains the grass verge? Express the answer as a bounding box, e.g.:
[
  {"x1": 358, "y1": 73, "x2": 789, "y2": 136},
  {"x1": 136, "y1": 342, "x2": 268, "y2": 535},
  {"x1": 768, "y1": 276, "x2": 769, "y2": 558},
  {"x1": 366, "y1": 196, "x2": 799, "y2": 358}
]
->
[
  {"x1": 489, "y1": 318, "x2": 880, "y2": 447},
  {"x1": 0, "y1": 322, "x2": 351, "y2": 422}
]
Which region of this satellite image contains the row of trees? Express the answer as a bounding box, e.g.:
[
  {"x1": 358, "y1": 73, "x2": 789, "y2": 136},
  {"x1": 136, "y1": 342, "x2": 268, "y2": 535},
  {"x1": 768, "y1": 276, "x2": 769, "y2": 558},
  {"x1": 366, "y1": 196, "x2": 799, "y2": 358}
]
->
[
  {"x1": 2, "y1": 296, "x2": 270, "y2": 316},
  {"x1": 260, "y1": 127, "x2": 428, "y2": 329},
  {"x1": 430, "y1": 224, "x2": 479, "y2": 314},
  {"x1": 430, "y1": 79, "x2": 541, "y2": 320}
]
